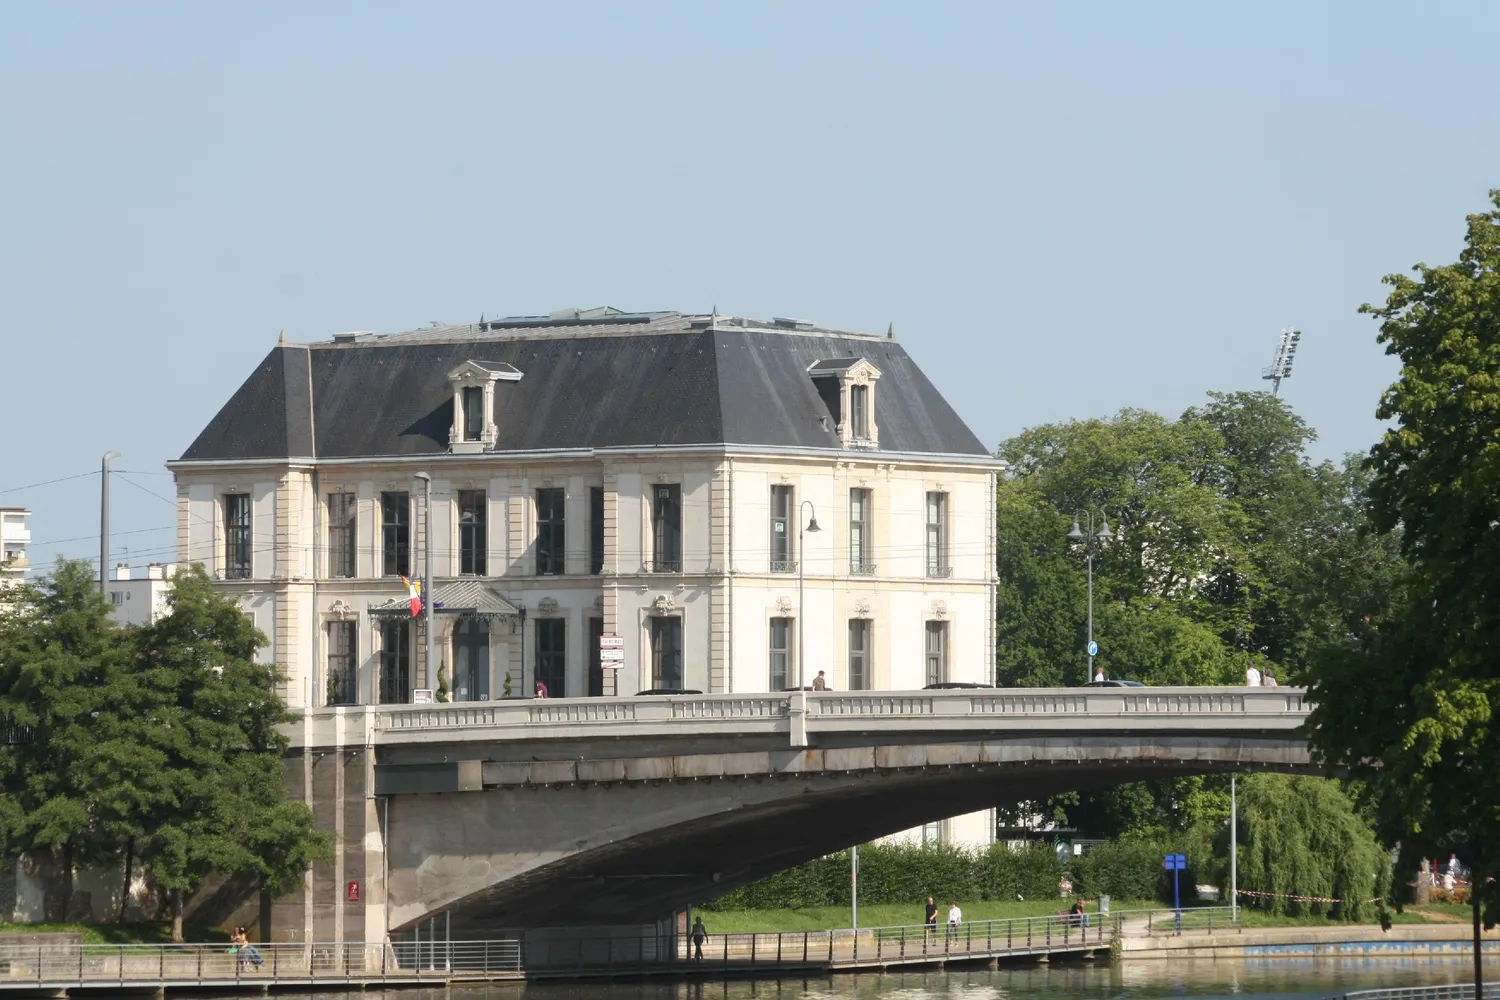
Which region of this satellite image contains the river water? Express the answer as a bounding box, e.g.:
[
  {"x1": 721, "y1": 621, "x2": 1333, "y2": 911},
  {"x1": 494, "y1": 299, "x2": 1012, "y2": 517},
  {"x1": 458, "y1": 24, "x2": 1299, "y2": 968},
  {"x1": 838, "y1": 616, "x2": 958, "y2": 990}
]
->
[{"x1": 177, "y1": 957, "x2": 1496, "y2": 1000}]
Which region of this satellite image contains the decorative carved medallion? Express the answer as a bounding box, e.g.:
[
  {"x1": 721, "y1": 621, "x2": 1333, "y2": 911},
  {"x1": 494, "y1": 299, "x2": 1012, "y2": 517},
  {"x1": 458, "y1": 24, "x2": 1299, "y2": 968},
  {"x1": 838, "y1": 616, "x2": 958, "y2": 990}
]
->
[
  {"x1": 656, "y1": 472, "x2": 672, "y2": 483},
  {"x1": 775, "y1": 596, "x2": 793, "y2": 616},
  {"x1": 930, "y1": 600, "x2": 949, "y2": 619},
  {"x1": 853, "y1": 598, "x2": 871, "y2": 617},
  {"x1": 537, "y1": 597, "x2": 560, "y2": 616},
  {"x1": 327, "y1": 599, "x2": 356, "y2": 620},
  {"x1": 652, "y1": 594, "x2": 676, "y2": 616}
]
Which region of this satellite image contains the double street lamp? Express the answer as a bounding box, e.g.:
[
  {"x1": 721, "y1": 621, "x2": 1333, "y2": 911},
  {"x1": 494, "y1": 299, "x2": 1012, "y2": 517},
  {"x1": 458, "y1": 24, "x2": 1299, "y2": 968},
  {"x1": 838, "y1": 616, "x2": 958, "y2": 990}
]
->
[
  {"x1": 795, "y1": 501, "x2": 820, "y2": 689},
  {"x1": 1066, "y1": 511, "x2": 1113, "y2": 680}
]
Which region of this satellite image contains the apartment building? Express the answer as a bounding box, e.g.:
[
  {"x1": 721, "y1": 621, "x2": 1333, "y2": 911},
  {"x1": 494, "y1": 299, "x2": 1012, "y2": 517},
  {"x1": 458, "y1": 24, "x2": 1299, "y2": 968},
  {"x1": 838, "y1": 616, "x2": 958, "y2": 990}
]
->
[
  {"x1": 104, "y1": 562, "x2": 178, "y2": 626},
  {"x1": 1, "y1": 507, "x2": 29, "y2": 589}
]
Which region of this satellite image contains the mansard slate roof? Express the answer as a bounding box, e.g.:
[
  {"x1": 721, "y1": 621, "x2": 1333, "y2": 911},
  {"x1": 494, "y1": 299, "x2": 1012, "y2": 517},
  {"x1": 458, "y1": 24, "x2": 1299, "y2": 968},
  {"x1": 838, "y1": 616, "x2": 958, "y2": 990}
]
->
[{"x1": 180, "y1": 311, "x2": 989, "y2": 461}]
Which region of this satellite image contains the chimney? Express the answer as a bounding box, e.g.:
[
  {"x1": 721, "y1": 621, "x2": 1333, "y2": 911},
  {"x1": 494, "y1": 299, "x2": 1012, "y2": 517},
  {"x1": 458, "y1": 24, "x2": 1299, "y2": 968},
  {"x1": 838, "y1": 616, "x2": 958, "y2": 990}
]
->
[
  {"x1": 147, "y1": 563, "x2": 165, "y2": 580},
  {"x1": 114, "y1": 563, "x2": 131, "y2": 581}
]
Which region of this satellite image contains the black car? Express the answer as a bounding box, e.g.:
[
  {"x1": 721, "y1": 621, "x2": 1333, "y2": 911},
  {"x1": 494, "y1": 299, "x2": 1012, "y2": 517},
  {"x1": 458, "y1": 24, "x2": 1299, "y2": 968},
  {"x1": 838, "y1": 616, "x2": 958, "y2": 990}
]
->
[
  {"x1": 923, "y1": 681, "x2": 996, "y2": 690},
  {"x1": 635, "y1": 688, "x2": 704, "y2": 696},
  {"x1": 1083, "y1": 679, "x2": 1146, "y2": 688}
]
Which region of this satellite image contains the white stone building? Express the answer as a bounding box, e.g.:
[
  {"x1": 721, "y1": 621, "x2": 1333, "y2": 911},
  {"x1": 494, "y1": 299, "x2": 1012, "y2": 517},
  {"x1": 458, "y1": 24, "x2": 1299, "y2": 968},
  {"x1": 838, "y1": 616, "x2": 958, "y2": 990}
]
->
[
  {"x1": 170, "y1": 308, "x2": 1002, "y2": 847},
  {"x1": 104, "y1": 562, "x2": 178, "y2": 626},
  {"x1": 1, "y1": 507, "x2": 29, "y2": 586}
]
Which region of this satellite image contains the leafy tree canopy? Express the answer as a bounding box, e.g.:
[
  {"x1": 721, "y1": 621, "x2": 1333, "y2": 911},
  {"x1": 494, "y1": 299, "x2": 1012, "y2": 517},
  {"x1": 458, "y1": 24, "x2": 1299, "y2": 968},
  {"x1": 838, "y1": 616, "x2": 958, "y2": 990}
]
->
[{"x1": 1309, "y1": 190, "x2": 1500, "y2": 927}]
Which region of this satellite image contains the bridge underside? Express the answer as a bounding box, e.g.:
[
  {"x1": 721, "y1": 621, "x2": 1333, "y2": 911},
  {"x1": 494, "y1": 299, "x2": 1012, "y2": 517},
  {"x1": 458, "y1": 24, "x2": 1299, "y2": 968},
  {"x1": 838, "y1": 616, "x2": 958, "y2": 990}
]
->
[{"x1": 382, "y1": 735, "x2": 1314, "y2": 933}]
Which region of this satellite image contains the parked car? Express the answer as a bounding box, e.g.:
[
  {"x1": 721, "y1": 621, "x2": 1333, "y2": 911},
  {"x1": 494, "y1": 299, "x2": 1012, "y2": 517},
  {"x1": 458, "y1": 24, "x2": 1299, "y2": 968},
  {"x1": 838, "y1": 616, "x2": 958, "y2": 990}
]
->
[
  {"x1": 635, "y1": 688, "x2": 704, "y2": 696},
  {"x1": 1083, "y1": 679, "x2": 1146, "y2": 687},
  {"x1": 923, "y1": 681, "x2": 996, "y2": 690}
]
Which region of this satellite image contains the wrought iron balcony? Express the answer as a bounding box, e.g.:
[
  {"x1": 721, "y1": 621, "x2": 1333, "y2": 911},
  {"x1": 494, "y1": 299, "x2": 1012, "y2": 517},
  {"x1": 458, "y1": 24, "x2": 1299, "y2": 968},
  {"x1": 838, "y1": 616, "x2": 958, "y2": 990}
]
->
[
  {"x1": 770, "y1": 559, "x2": 798, "y2": 574},
  {"x1": 849, "y1": 562, "x2": 877, "y2": 577},
  {"x1": 927, "y1": 565, "x2": 953, "y2": 579}
]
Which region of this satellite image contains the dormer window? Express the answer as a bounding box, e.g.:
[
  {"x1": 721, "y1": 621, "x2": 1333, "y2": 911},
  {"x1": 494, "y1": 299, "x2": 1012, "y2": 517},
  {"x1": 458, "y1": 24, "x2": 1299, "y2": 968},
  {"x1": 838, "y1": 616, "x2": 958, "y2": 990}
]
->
[
  {"x1": 462, "y1": 387, "x2": 483, "y2": 442},
  {"x1": 447, "y1": 360, "x2": 523, "y2": 454},
  {"x1": 808, "y1": 357, "x2": 882, "y2": 449}
]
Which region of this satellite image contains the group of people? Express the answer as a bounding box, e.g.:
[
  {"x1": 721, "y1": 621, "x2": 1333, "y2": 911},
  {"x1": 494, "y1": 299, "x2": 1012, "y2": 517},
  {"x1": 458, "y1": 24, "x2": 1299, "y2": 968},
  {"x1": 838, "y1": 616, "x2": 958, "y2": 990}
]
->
[
  {"x1": 1244, "y1": 662, "x2": 1278, "y2": 686},
  {"x1": 923, "y1": 897, "x2": 965, "y2": 940}
]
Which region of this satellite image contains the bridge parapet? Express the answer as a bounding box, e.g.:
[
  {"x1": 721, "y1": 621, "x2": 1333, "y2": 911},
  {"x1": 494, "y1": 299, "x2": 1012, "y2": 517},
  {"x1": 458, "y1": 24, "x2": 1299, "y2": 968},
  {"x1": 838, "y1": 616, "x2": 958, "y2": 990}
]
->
[{"x1": 289, "y1": 687, "x2": 1308, "y2": 750}]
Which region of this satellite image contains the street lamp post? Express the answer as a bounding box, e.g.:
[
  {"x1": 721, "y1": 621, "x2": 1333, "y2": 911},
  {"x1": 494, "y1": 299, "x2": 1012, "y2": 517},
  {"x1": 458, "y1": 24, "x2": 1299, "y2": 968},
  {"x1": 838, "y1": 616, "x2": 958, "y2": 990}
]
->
[
  {"x1": 413, "y1": 472, "x2": 435, "y2": 692},
  {"x1": 99, "y1": 451, "x2": 120, "y2": 593},
  {"x1": 1066, "y1": 512, "x2": 1113, "y2": 680},
  {"x1": 795, "y1": 501, "x2": 820, "y2": 689}
]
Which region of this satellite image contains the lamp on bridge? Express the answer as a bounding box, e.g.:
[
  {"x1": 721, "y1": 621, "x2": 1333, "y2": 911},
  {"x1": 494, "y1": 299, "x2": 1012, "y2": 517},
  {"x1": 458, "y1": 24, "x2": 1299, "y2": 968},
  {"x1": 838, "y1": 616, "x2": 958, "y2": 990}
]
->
[
  {"x1": 1066, "y1": 512, "x2": 1112, "y2": 682},
  {"x1": 797, "y1": 501, "x2": 820, "y2": 689}
]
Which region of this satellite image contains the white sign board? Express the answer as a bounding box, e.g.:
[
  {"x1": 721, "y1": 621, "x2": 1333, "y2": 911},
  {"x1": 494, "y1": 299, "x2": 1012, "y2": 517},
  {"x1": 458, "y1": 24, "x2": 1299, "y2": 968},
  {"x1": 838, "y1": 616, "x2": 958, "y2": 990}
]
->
[
  {"x1": 599, "y1": 634, "x2": 624, "y2": 649},
  {"x1": 600, "y1": 649, "x2": 624, "y2": 665},
  {"x1": 413, "y1": 689, "x2": 434, "y2": 704}
]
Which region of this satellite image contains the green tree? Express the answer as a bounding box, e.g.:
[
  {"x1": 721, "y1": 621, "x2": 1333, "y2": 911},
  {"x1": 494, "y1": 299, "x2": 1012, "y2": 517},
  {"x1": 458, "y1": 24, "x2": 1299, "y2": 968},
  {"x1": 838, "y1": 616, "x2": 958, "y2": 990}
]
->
[
  {"x1": 0, "y1": 560, "x2": 130, "y2": 921},
  {"x1": 1308, "y1": 190, "x2": 1500, "y2": 926},
  {"x1": 127, "y1": 566, "x2": 329, "y2": 940}
]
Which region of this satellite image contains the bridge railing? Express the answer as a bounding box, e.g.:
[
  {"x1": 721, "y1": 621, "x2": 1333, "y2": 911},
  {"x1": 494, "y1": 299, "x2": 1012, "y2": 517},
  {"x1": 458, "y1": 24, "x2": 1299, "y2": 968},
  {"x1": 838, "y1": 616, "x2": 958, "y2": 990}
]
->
[{"x1": 343, "y1": 686, "x2": 1308, "y2": 745}]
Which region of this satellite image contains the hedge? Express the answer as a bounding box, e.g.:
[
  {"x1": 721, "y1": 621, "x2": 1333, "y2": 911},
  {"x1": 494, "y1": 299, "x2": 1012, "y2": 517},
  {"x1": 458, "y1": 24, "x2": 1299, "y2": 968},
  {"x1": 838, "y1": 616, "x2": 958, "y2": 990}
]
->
[{"x1": 701, "y1": 840, "x2": 1170, "y2": 910}]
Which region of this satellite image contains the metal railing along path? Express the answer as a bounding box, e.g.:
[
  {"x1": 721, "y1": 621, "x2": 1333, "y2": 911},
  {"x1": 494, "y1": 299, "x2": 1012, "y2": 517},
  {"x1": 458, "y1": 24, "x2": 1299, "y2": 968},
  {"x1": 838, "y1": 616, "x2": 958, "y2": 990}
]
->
[
  {"x1": 1335, "y1": 987, "x2": 1500, "y2": 1000},
  {"x1": 0, "y1": 939, "x2": 521, "y2": 989}
]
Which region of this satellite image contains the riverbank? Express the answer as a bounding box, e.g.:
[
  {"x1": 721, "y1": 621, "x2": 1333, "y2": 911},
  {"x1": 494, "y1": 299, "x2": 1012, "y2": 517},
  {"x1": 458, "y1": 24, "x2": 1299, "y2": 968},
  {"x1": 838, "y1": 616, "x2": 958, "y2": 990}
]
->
[{"x1": 1121, "y1": 921, "x2": 1500, "y2": 959}]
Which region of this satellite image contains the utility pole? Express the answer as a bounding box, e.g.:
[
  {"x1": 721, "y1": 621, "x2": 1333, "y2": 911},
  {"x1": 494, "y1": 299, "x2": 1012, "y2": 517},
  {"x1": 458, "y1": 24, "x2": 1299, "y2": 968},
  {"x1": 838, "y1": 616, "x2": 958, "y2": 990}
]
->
[
  {"x1": 414, "y1": 473, "x2": 435, "y2": 691},
  {"x1": 851, "y1": 844, "x2": 859, "y2": 930},
  {"x1": 1230, "y1": 775, "x2": 1238, "y2": 923},
  {"x1": 99, "y1": 451, "x2": 119, "y2": 593}
]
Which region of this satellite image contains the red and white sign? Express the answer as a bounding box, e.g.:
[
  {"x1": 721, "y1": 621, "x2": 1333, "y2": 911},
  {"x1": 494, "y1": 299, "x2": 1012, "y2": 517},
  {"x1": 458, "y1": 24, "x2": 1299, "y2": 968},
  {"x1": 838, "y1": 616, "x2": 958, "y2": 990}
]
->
[
  {"x1": 600, "y1": 633, "x2": 624, "y2": 666},
  {"x1": 412, "y1": 689, "x2": 434, "y2": 705},
  {"x1": 599, "y1": 634, "x2": 624, "y2": 648},
  {"x1": 346, "y1": 881, "x2": 360, "y2": 903}
]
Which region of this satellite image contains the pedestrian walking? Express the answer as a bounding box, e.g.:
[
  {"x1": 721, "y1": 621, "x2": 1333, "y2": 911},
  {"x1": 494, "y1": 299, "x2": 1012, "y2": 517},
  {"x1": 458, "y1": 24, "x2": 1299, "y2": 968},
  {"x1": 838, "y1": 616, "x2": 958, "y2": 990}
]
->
[
  {"x1": 945, "y1": 900, "x2": 962, "y2": 944},
  {"x1": 924, "y1": 896, "x2": 938, "y2": 939},
  {"x1": 1093, "y1": 667, "x2": 1105, "y2": 682},
  {"x1": 812, "y1": 671, "x2": 828, "y2": 691},
  {"x1": 1245, "y1": 662, "x2": 1262, "y2": 687},
  {"x1": 691, "y1": 916, "x2": 707, "y2": 962}
]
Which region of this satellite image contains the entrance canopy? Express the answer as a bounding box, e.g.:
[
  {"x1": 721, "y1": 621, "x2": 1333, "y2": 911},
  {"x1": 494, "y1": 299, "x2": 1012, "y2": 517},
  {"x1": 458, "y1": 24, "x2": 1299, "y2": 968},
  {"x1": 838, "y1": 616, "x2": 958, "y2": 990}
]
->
[{"x1": 368, "y1": 580, "x2": 522, "y2": 620}]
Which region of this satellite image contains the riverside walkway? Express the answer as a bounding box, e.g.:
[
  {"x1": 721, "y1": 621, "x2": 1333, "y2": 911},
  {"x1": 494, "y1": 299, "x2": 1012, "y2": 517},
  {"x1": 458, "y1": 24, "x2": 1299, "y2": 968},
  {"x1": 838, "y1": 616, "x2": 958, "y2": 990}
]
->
[{"x1": 0, "y1": 912, "x2": 1136, "y2": 993}]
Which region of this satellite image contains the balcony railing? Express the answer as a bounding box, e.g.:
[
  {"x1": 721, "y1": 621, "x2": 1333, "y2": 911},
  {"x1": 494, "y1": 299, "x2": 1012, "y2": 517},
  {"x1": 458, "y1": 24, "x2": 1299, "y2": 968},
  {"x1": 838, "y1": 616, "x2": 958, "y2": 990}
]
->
[
  {"x1": 651, "y1": 558, "x2": 682, "y2": 573},
  {"x1": 849, "y1": 562, "x2": 877, "y2": 576},
  {"x1": 770, "y1": 560, "x2": 798, "y2": 574},
  {"x1": 927, "y1": 565, "x2": 953, "y2": 578}
]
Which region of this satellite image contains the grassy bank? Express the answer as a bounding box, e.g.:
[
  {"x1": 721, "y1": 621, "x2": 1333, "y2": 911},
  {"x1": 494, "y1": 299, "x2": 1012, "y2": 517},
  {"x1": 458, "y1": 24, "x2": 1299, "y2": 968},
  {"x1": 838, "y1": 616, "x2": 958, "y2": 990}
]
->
[{"x1": 0, "y1": 922, "x2": 230, "y2": 944}]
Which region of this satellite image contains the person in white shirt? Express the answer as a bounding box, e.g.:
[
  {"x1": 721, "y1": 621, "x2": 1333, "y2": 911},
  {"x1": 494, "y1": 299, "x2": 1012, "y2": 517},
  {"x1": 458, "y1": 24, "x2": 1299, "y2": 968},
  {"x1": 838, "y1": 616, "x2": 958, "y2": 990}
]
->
[
  {"x1": 1245, "y1": 663, "x2": 1262, "y2": 687},
  {"x1": 1093, "y1": 667, "x2": 1105, "y2": 683},
  {"x1": 946, "y1": 900, "x2": 962, "y2": 943}
]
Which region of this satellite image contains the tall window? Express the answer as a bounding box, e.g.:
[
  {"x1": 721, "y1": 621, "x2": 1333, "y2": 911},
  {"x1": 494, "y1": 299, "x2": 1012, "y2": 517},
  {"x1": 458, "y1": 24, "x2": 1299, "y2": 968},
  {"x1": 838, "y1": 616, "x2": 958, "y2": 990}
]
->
[
  {"x1": 223, "y1": 493, "x2": 251, "y2": 580},
  {"x1": 462, "y1": 386, "x2": 483, "y2": 441},
  {"x1": 850, "y1": 384, "x2": 869, "y2": 440},
  {"x1": 652, "y1": 484, "x2": 682, "y2": 572},
  {"x1": 453, "y1": 618, "x2": 490, "y2": 702},
  {"x1": 458, "y1": 490, "x2": 487, "y2": 576},
  {"x1": 379, "y1": 619, "x2": 411, "y2": 704},
  {"x1": 848, "y1": 619, "x2": 870, "y2": 691},
  {"x1": 535, "y1": 618, "x2": 566, "y2": 697},
  {"x1": 925, "y1": 491, "x2": 949, "y2": 577},
  {"x1": 536, "y1": 488, "x2": 565, "y2": 576},
  {"x1": 381, "y1": 492, "x2": 410, "y2": 577},
  {"x1": 769, "y1": 617, "x2": 792, "y2": 690},
  {"x1": 925, "y1": 620, "x2": 949, "y2": 687},
  {"x1": 922, "y1": 821, "x2": 943, "y2": 845},
  {"x1": 770, "y1": 485, "x2": 793, "y2": 573},
  {"x1": 590, "y1": 487, "x2": 605, "y2": 575},
  {"x1": 328, "y1": 493, "x2": 356, "y2": 579},
  {"x1": 650, "y1": 617, "x2": 683, "y2": 690},
  {"x1": 327, "y1": 620, "x2": 356, "y2": 705},
  {"x1": 849, "y1": 488, "x2": 873, "y2": 575}
]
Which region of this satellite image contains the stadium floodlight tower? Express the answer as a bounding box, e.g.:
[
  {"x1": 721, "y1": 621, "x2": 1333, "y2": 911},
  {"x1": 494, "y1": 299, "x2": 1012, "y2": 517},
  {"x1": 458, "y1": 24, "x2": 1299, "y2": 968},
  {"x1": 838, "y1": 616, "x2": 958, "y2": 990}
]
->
[{"x1": 1262, "y1": 327, "x2": 1302, "y2": 396}]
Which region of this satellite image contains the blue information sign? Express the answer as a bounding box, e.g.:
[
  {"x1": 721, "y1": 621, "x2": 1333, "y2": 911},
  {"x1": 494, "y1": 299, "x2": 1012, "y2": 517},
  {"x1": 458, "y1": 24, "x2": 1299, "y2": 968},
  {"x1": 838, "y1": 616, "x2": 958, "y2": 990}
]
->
[
  {"x1": 1087, "y1": 641, "x2": 1098, "y2": 657},
  {"x1": 1163, "y1": 853, "x2": 1186, "y2": 934}
]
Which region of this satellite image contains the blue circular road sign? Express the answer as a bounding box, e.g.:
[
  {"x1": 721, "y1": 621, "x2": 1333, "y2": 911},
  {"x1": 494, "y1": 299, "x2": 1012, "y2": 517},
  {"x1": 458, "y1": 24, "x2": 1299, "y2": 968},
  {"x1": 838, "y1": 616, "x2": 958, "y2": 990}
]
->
[{"x1": 1087, "y1": 641, "x2": 1099, "y2": 657}]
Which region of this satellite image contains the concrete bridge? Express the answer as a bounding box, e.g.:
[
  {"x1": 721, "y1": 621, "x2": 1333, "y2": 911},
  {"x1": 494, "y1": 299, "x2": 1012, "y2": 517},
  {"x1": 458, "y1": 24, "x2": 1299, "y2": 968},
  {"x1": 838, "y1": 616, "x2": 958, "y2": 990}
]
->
[{"x1": 277, "y1": 687, "x2": 1312, "y2": 944}]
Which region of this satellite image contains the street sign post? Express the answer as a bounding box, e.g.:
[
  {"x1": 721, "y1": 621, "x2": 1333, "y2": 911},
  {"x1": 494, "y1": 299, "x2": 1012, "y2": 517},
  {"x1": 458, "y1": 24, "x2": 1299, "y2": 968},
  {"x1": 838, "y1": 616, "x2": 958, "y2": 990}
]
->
[
  {"x1": 1087, "y1": 640, "x2": 1098, "y2": 657},
  {"x1": 1163, "y1": 853, "x2": 1186, "y2": 935},
  {"x1": 599, "y1": 634, "x2": 624, "y2": 668}
]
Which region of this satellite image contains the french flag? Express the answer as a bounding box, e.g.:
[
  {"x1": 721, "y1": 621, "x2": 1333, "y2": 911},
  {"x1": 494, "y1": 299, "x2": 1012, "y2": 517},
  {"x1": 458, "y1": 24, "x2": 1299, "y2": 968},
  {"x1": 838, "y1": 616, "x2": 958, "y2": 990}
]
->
[{"x1": 400, "y1": 576, "x2": 423, "y2": 617}]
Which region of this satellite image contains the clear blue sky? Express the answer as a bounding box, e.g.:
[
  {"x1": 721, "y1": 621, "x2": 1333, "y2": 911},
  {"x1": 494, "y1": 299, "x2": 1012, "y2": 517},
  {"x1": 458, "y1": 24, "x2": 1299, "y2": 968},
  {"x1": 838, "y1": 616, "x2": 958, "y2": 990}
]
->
[{"x1": 4, "y1": 2, "x2": 1497, "y2": 576}]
